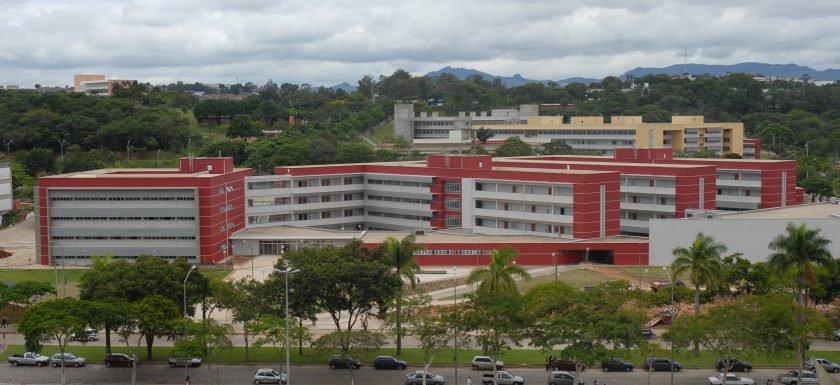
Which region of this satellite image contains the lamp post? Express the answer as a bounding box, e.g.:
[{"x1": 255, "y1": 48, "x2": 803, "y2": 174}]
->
[
  {"x1": 453, "y1": 266, "x2": 458, "y2": 385},
  {"x1": 552, "y1": 252, "x2": 558, "y2": 281},
  {"x1": 57, "y1": 139, "x2": 66, "y2": 161},
  {"x1": 662, "y1": 266, "x2": 675, "y2": 385},
  {"x1": 274, "y1": 267, "x2": 300, "y2": 384},
  {"x1": 244, "y1": 240, "x2": 256, "y2": 279},
  {"x1": 126, "y1": 140, "x2": 131, "y2": 162},
  {"x1": 156, "y1": 149, "x2": 161, "y2": 168},
  {"x1": 49, "y1": 241, "x2": 66, "y2": 298},
  {"x1": 183, "y1": 265, "x2": 197, "y2": 379},
  {"x1": 4, "y1": 139, "x2": 12, "y2": 158}
]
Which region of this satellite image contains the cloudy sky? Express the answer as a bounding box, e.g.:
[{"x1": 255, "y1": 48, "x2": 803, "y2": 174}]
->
[{"x1": 3, "y1": 0, "x2": 840, "y2": 88}]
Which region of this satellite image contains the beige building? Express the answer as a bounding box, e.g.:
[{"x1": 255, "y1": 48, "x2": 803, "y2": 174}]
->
[{"x1": 395, "y1": 104, "x2": 745, "y2": 156}]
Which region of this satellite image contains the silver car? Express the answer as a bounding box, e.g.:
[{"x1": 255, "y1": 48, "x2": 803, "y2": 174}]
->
[
  {"x1": 548, "y1": 370, "x2": 584, "y2": 385},
  {"x1": 253, "y1": 368, "x2": 287, "y2": 384},
  {"x1": 472, "y1": 356, "x2": 504, "y2": 370},
  {"x1": 805, "y1": 358, "x2": 840, "y2": 373},
  {"x1": 50, "y1": 353, "x2": 86, "y2": 367},
  {"x1": 405, "y1": 370, "x2": 446, "y2": 385}
]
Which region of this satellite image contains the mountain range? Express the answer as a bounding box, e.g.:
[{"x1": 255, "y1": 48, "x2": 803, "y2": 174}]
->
[{"x1": 330, "y1": 62, "x2": 840, "y2": 91}]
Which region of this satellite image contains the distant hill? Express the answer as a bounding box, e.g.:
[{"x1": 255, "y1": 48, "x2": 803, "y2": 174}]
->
[
  {"x1": 424, "y1": 66, "x2": 598, "y2": 87},
  {"x1": 330, "y1": 82, "x2": 357, "y2": 93},
  {"x1": 621, "y1": 62, "x2": 840, "y2": 81}
]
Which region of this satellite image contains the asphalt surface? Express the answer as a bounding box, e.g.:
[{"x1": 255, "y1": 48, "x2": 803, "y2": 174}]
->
[{"x1": 0, "y1": 364, "x2": 826, "y2": 385}]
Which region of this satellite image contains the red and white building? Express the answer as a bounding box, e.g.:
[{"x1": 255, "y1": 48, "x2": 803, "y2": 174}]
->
[{"x1": 36, "y1": 158, "x2": 251, "y2": 265}]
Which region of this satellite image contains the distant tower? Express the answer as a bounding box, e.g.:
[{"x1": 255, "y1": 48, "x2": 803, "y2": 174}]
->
[{"x1": 683, "y1": 49, "x2": 688, "y2": 76}]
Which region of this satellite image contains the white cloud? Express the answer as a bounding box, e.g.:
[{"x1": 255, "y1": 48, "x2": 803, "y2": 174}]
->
[{"x1": 1, "y1": 0, "x2": 840, "y2": 87}]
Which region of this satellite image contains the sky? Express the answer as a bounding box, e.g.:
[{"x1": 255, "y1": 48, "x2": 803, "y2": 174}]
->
[{"x1": 3, "y1": 0, "x2": 840, "y2": 88}]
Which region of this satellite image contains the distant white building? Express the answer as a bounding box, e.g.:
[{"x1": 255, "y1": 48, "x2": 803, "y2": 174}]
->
[{"x1": 0, "y1": 160, "x2": 12, "y2": 215}]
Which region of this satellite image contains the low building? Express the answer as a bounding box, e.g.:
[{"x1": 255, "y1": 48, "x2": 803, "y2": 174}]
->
[
  {"x1": 73, "y1": 74, "x2": 136, "y2": 96},
  {"x1": 35, "y1": 157, "x2": 251, "y2": 265},
  {"x1": 395, "y1": 103, "x2": 746, "y2": 157},
  {"x1": 0, "y1": 160, "x2": 12, "y2": 215},
  {"x1": 649, "y1": 202, "x2": 840, "y2": 264}
]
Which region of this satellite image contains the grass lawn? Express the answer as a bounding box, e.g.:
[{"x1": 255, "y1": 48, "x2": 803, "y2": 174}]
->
[
  {"x1": 1, "y1": 343, "x2": 837, "y2": 368},
  {"x1": 517, "y1": 268, "x2": 615, "y2": 292}
]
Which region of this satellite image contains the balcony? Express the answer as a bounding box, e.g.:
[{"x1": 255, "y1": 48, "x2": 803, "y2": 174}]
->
[
  {"x1": 620, "y1": 202, "x2": 676, "y2": 213},
  {"x1": 621, "y1": 185, "x2": 676, "y2": 195},
  {"x1": 472, "y1": 190, "x2": 573, "y2": 205},
  {"x1": 473, "y1": 208, "x2": 573, "y2": 224}
]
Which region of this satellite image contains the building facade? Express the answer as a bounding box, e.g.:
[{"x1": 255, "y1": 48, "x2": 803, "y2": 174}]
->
[
  {"x1": 36, "y1": 158, "x2": 251, "y2": 265},
  {"x1": 395, "y1": 103, "x2": 745, "y2": 156},
  {"x1": 245, "y1": 155, "x2": 620, "y2": 239},
  {"x1": 0, "y1": 160, "x2": 12, "y2": 215},
  {"x1": 73, "y1": 74, "x2": 136, "y2": 96}
]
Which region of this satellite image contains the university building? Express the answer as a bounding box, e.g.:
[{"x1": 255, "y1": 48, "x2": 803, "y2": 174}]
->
[
  {"x1": 395, "y1": 103, "x2": 746, "y2": 157},
  {"x1": 36, "y1": 158, "x2": 251, "y2": 266}
]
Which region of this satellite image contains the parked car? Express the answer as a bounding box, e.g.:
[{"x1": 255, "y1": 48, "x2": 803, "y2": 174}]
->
[
  {"x1": 328, "y1": 355, "x2": 362, "y2": 369},
  {"x1": 70, "y1": 327, "x2": 98, "y2": 342},
  {"x1": 50, "y1": 353, "x2": 86, "y2": 368},
  {"x1": 168, "y1": 355, "x2": 202, "y2": 368},
  {"x1": 716, "y1": 358, "x2": 753, "y2": 372},
  {"x1": 481, "y1": 370, "x2": 524, "y2": 385},
  {"x1": 641, "y1": 329, "x2": 655, "y2": 339},
  {"x1": 8, "y1": 352, "x2": 49, "y2": 367},
  {"x1": 253, "y1": 368, "x2": 287, "y2": 384},
  {"x1": 643, "y1": 357, "x2": 681, "y2": 372},
  {"x1": 709, "y1": 373, "x2": 755, "y2": 385},
  {"x1": 373, "y1": 356, "x2": 407, "y2": 370},
  {"x1": 547, "y1": 370, "x2": 584, "y2": 385},
  {"x1": 601, "y1": 358, "x2": 634, "y2": 372},
  {"x1": 405, "y1": 370, "x2": 446, "y2": 385},
  {"x1": 834, "y1": 329, "x2": 840, "y2": 341},
  {"x1": 776, "y1": 370, "x2": 818, "y2": 385},
  {"x1": 104, "y1": 353, "x2": 135, "y2": 368},
  {"x1": 472, "y1": 356, "x2": 504, "y2": 370},
  {"x1": 550, "y1": 359, "x2": 586, "y2": 371},
  {"x1": 805, "y1": 358, "x2": 840, "y2": 373}
]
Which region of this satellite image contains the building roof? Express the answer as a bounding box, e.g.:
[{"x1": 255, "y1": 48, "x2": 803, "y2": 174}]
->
[
  {"x1": 498, "y1": 157, "x2": 710, "y2": 169},
  {"x1": 230, "y1": 226, "x2": 363, "y2": 240},
  {"x1": 360, "y1": 230, "x2": 576, "y2": 244},
  {"x1": 715, "y1": 203, "x2": 840, "y2": 220},
  {"x1": 39, "y1": 167, "x2": 250, "y2": 179}
]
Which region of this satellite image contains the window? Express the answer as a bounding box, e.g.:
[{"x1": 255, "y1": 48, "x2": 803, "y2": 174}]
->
[
  {"x1": 475, "y1": 183, "x2": 483, "y2": 191},
  {"x1": 297, "y1": 197, "x2": 307, "y2": 204},
  {"x1": 297, "y1": 213, "x2": 309, "y2": 221},
  {"x1": 503, "y1": 221, "x2": 509, "y2": 229},
  {"x1": 344, "y1": 209, "x2": 354, "y2": 217},
  {"x1": 344, "y1": 193, "x2": 353, "y2": 201},
  {"x1": 717, "y1": 189, "x2": 722, "y2": 195},
  {"x1": 321, "y1": 195, "x2": 331, "y2": 203},
  {"x1": 445, "y1": 197, "x2": 461, "y2": 210},
  {"x1": 321, "y1": 179, "x2": 331, "y2": 187},
  {"x1": 531, "y1": 205, "x2": 536, "y2": 213},
  {"x1": 297, "y1": 180, "x2": 309, "y2": 188},
  {"x1": 530, "y1": 223, "x2": 536, "y2": 232},
  {"x1": 344, "y1": 177, "x2": 353, "y2": 185},
  {"x1": 512, "y1": 185, "x2": 518, "y2": 193},
  {"x1": 632, "y1": 196, "x2": 639, "y2": 203},
  {"x1": 475, "y1": 201, "x2": 483, "y2": 209},
  {"x1": 476, "y1": 218, "x2": 483, "y2": 226},
  {"x1": 660, "y1": 198, "x2": 667, "y2": 205},
  {"x1": 503, "y1": 203, "x2": 509, "y2": 211},
  {"x1": 745, "y1": 190, "x2": 751, "y2": 197},
  {"x1": 321, "y1": 212, "x2": 331, "y2": 219},
  {"x1": 445, "y1": 215, "x2": 461, "y2": 228},
  {"x1": 734, "y1": 174, "x2": 740, "y2": 181},
  {"x1": 548, "y1": 187, "x2": 553, "y2": 195},
  {"x1": 649, "y1": 180, "x2": 655, "y2": 187},
  {"x1": 560, "y1": 207, "x2": 566, "y2": 215},
  {"x1": 444, "y1": 181, "x2": 461, "y2": 193},
  {"x1": 630, "y1": 213, "x2": 638, "y2": 220}
]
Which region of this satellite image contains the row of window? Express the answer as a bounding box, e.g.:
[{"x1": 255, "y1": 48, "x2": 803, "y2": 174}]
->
[
  {"x1": 51, "y1": 216, "x2": 195, "y2": 221},
  {"x1": 54, "y1": 255, "x2": 195, "y2": 260},
  {"x1": 366, "y1": 179, "x2": 431, "y2": 188},
  {"x1": 414, "y1": 121, "x2": 455, "y2": 126},
  {"x1": 367, "y1": 195, "x2": 431, "y2": 205},
  {"x1": 475, "y1": 183, "x2": 571, "y2": 196},
  {"x1": 51, "y1": 236, "x2": 196, "y2": 240},
  {"x1": 493, "y1": 129, "x2": 635, "y2": 136},
  {"x1": 367, "y1": 211, "x2": 431, "y2": 222},
  {"x1": 52, "y1": 196, "x2": 194, "y2": 201},
  {"x1": 414, "y1": 249, "x2": 491, "y2": 256},
  {"x1": 474, "y1": 218, "x2": 568, "y2": 234},
  {"x1": 475, "y1": 200, "x2": 569, "y2": 215}
]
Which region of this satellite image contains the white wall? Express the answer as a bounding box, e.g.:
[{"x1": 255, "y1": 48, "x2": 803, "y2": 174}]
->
[{"x1": 649, "y1": 218, "x2": 840, "y2": 265}]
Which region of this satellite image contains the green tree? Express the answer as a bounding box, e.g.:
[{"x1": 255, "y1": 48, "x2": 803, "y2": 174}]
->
[
  {"x1": 61, "y1": 150, "x2": 106, "y2": 173},
  {"x1": 213, "y1": 279, "x2": 264, "y2": 362},
  {"x1": 379, "y1": 234, "x2": 422, "y2": 355},
  {"x1": 525, "y1": 281, "x2": 644, "y2": 382},
  {"x1": 670, "y1": 232, "x2": 727, "y2": 356},
  {"x1": 175, "y1": 319, "x2": 233, "y2": 384},
  {"x1": 494, "y1": 137, "x2": 534, "y2": 157},
  {"x1": 135, "y1": 294, "x2": 181, "y2": 360},
  {"x1": 250, "y1": 314, "x2": 313, "y2": 362},
  {"x1": 475, "y1": 127, "x2": 495, "y2": 144},
  {"x1": 18, "y1": 298, "x2": 92, "y2": 385},
  {"x1": 463, "y1": 290, "x2": 526, "y2": 385},
  {"x1": 539, "y1": 140, "x2": 574, "y2": 155},
  {"x1": 227, "y1": 115, "x2": 264, "y2": 138},
  {"x1": 466, "y1": 246, "x2": 531, "y2": 294},
  {"x1": 767, "y1": 223, "x2": 833, "y2": 373},
  {"x1": 19, "y1": 147, "x2": 55, "y2": 176},
  {"x1": 0, "y1": 280, "x2": 55, "y2": 309},
  {"x1": 314, "y1": 330, "x2": 386, "y2": 385}
]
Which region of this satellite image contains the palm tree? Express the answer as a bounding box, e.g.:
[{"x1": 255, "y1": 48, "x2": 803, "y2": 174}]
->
[
  {"x1": 768, "y1": 223, "x2": 832, "y2": 379},
  {"x1": 670, "y1": 232, "x2": 727, "y2": 356},
  {"x1": 467, "y1": 246, "x2": 531, "y2": 294},
  {"x1": 381, "y1": 234, "x2": 422, "y2": 356}
]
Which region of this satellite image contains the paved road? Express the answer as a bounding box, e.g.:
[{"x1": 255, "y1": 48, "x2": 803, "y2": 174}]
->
[{"x1": 0, "y1": 364, "x2": 824, "y2": 385}]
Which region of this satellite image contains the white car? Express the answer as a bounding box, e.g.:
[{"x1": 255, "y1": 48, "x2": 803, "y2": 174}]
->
[
  {"x1": 709, "y1": 373, "x2": 755, "y2": 385},
  {"x1": 253, "y1": 368, "x2": 287, "y2": 384},
  {"x1": 472, "y1": 356, "x2": 504, "y2": 370}
]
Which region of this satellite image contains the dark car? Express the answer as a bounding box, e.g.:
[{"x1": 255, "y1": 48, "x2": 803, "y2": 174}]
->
[
  {"x1": 716, "y1": 358, "x2": 753, "y2": 372},
  {"x1": 168, "y1": 355, "x2": 202, "y2": 368},
  {"x1": 641, "y1": 329, "x2": 655, "y2": 339},
  {"x1": 329, "y1": 355, "x2": 362, "y2": 369},
  {"x1": 373, "y1": 356, "x2": 407, "y2": 370},
  {"x1": 602, "y1": 357, "x2": 634, "y2": 372},
  {"x1": 104, "y1": 353, "x2": 135, "y2": 368},
  {"x1": 550, "y1": 359, "x2": 586, "y2": 371},
  {"x1": 643, "y1": 357, "x2": 681, "y2": 372}
]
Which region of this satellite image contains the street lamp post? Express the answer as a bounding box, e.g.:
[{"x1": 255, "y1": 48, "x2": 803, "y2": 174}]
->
[
  {"x1": 4, "y1": 139, "x2": 12, "y2": 158},
  {"x1": 183, "y1": 265, "x2": 197, "y2": 379},
  {"x1": 274, "y1": 267, "x2": 300, "y2": 384},
  {"x1": 49, "y1": 241, "x2": 66, "y2": 297},
  {"x1": 662, "y1": 267, "x2": 675, "y2": 385},
  {"x1": 156, "y1": 149, "x2": 161, "y2": 168},
  {"x1": 453, "y1": 266, "x2": 458, "y2": 385},
  {"x1": 552, "y1": 252, "x2": 558, "y2": 281},
  {"x1": 243, "y1": 240, "x2": 256, "y2": 279},
  {"x1": 126, "y1": 140, "x2": 131, "y2": 162},
  {"x1": 58, "y1": 139, "x2": 66, "y2": 161}
]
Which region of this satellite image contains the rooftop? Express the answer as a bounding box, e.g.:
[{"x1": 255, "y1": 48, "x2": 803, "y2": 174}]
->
[
  {"x1": 40, "y1": 167, "x2": 250, "y2": 179},
  {"x1": 231, "y1": 226, "x2": 362, "y2": 240},
  {"x1": 715, "y1": 203, "x2": 840, "y2": 220}
]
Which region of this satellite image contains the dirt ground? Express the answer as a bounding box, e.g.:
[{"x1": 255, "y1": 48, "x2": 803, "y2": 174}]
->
[{"x1": 0, "y1": 216, "x2": 41, "y2": 269}]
